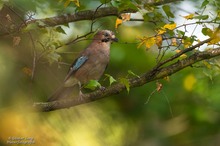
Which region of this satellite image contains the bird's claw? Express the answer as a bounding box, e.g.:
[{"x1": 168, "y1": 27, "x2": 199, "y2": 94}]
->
[
  {"x1": 77, "y1": 90, "x2": 84, "y2": 101},
  {"x1": 99, "y1": 86, "x2": 106, "y2": 91}
]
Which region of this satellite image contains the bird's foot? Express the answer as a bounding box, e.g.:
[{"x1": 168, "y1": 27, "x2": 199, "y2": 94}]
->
[
  {"x1": 99, "y1": 86, "x2": 106, "y2": 91},
  {"x1": 77, "y1": 90, "x2": 85, "y2": 101}
]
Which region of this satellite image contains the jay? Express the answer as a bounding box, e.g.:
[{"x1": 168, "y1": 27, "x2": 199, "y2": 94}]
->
[{"x1": 48, "y1": 30, "x2": 118, "y2": 101}]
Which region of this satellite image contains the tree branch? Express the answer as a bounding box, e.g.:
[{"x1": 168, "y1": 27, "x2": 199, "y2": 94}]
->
[
  {"x1": 27, "y1": 7, "x2": 136, "y2": 27},
  {"x1": 33, "y1": 47, "x2": 220, "y2": 112}
]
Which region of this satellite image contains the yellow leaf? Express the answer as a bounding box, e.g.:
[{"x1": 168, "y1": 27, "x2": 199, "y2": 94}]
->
[
  {"x1": 64, "y1": 0, "x2": 80, "y2": 7},
  {"x1": 163, "y1": 76, "x2": 170, "y2": 82},
  {"x1": 115, "y1": 18, "x2": 123, "y2": 29},
  {"x1": 115, "y1": 14, "x2": 130, "y2": 29},
  {"x1": 183, "y1": 14, "x2": 194, "y2": 20},
  {"x1": 156, "y1": 35, "x2": 162, "y2": 47},
  {"x1": 183, "y1": 74, "x2": 196, "y2": 91},
  {"x1": 64, "y1": 0, "x2": 71, "y2": 7},
  {"x1": 157, "y1": 23, "x2": 176, "y2": 35},
  {"x1": 208, "y1": 32, "x2": 220, "y2": 45},
  {"x1": 157, "y1": 29, "x2": 166, "y2": 35},
  {"x1": 121, "y1": 13, "x2": 131, "y2": 22},
  {"x1": 22, "y1": 67, "x2": 32, "y2": 76},
  {"x1": 145, "y1": 37, "x2": 156, "y2": 49},
  {"x1": 175, "y1": 50, "x2": 187, "y2": 58},
  {"x1": 163, "y1": 23, "x2": 176, "y2": 30},
  {"x1": 203, "y1": 61, "x2": 211, "y2": 69},
  {"x1": 182, "y1": 38, "x2": 192, "y2": 48},
  {"x1": 171, "y1": 38, "x2": 177, "y2": 46},
  {"x1": 74, "y1": 0, "x2": 80, "y2": 7}
]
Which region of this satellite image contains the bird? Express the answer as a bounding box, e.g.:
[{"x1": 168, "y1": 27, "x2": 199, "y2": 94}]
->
[{"x1": 47, "y1": 30, "x2": 118, "y2": 102}]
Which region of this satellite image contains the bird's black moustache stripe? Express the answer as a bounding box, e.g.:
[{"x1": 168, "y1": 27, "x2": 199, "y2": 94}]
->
[{"x1": 101, "y1": 38, "x2": 110, "y2": 42}]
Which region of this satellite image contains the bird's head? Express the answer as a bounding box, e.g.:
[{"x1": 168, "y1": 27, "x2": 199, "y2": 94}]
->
[{"x1": 94, "y1": 30, "x2": 118, "y2": 43}]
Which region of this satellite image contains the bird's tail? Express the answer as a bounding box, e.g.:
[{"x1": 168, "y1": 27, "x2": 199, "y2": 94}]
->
[{"x1": 47, "y1": 84, "x2": 79, "y2": 102}]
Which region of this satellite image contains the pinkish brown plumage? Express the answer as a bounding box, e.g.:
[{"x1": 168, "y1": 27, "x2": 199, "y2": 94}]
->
[{"x1": 48, "y1": 30, "x2": 118, "y2": 101}]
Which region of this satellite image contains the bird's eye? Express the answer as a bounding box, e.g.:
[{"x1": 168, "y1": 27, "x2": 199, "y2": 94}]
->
[{"x1": 103, "y1": 32, "x2": 109, "y2": 37}]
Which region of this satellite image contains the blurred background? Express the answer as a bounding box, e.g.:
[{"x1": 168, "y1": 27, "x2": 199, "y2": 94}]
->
[{"x1": 0, "y1": 0, "x2": 220, "y2": 145}]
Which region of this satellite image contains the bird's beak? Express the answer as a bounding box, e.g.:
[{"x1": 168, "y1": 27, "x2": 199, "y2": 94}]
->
[
  {"x1": 112, "y1": 38, "x2": 118, "y2": 42},
  {"x1": 111, "y1": 34, "x2": 118, "y2": 42}
]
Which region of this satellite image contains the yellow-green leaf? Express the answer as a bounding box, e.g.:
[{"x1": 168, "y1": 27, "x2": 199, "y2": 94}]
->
[
  {"x1": 64, "y1": 0, "x2": 80, "y2": 7},
  {"x1": 119, "y1": 78, "x2": 130, "y2": 93},
  {"x1": 128, "y1": 70, "x2": 140, "y2": 78},
  {"x1": 105, "y1": 74, "x2": 117, "y2": 86},
  {"x1": 84, "y1": 80, "x2": 101, "y2": 90},
  {"x1": 183, "y1": 74, "x2": 196, "y2": 91}
]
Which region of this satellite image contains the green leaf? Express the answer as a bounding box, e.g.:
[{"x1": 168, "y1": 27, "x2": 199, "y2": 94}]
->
[
  {"x1": 56, "y1": 26, "x2": 66, "y2": 35},
  {"x1": 162, "y1": 5, "x2": 174, "y2": 18},
  {"x1": 100, "y1": 0, "x2": 111, "y2": 4},
  {"x1": 128, "y1": 70, "x2": 140, "y2": 78},
  {"x1": 84, "y1": 80, "x2": 101, "y2": 90},
  {"x1": 118, "y1": 1, "x2": 138, "y2": 12},
  {"x1": 176, "y1": 30, "x2": 185, "y2": 37},
  {"x1": 22, "y1": 23, "x2": 39, "y2": 32},
  {"x1": 201, "y1": 0, "x2": 209, "y2": 8},
  {"x1": 47, "y1": 51, "x2": 61, "y2": 65},
  {"x1": 111, "y1": 0, "x2": 120, "y2": 7},
  {"x1": 194, "y1": 15, "x2": 209, "y2": 20},
  {"x1": 202, "y1": 28, "x2": 213, "y2": 37},
  {"x1": 119, "y1": 78, "x2": 130, "y2": 93},
  {"x1": 105, "y1": 74, "x2": 117, "y2": 86}
]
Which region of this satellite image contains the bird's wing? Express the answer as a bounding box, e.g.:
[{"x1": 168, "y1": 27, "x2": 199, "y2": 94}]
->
[{"x1": 64, "y1": 55, "x2": 88, "y2": 82}]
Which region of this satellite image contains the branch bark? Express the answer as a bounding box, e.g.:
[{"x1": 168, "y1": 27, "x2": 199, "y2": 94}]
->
[
  {"x1": 27, "y1": 7, "x2": 125, "y2": 27},
  {"x1": 27, "y1": 1, "x2": 182, "y2": 27},
  {"x1": 33, "y1": 47, "x2": 220, "y2": 112}
]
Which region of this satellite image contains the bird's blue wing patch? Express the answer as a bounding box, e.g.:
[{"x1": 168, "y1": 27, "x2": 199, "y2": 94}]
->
[
  {"x1": 64, "y1": 56, "x2": 88, "y2": 81},
  {"x1": 72, "y1": 56, "x2": 88, "y2": 71}
]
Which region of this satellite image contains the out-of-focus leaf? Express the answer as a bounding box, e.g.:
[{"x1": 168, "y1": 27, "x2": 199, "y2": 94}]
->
[
  {"x1": 105, "y1": 74, "x2": 117, "y2": 86},
  {"x1": 194, "y1": 15, "x2": 209, "y2": 20},
  {"x1": 171, "y1": 38, "x2": 177, "y2": 46},
  {"x1": 203, "y1": 61, "x2": 212, "y2": 69},
  {"x1": 56, "y1": 26, "x2": 66, "y2": 34},
  {"x1": 64, "y1": 0, "x2": 80, "y2": 7},
  {"x1": 47, "y1": 51, "x2": 61, "y2": 64},
  {"x1": 175, "y1": 49, "x2": 187, "y2": 58},
  {"x1": 121, "y1": 13, "x2": 131, "y2": 21},
  {"x1": 115, "y1": 18, "x2": 123, "y2": 29},
  {"x1": 163, "y1": 23, "x2": 176, "y2": 30},
  {"x1": 183, "y1": 14, "x2": 194, "y2": 20},
  {"x1": 201, "y1": 0, "x2": 209, "y2": 8},
  {"x1": 162, "y1": 5, "x2": 174, "y2": 18},
  {"x1": 202, "y1": 28, "x2": 213, "y2": 37},
  {"x1": 115, "y1": 13, "x2": 130, "y2": 29},
  {"x1": 182, "y1": 37, "x2": 193, "y2": 48},
  {"x1": 22, "y1": 67, "x2": 32, "y2": 76},
  {"x1": 157, "y1": 23, "x2": 176, "y2": 35},
  {"x1": 22, "y1": 23, "x2": 38, "y2": 32},
  {"x1": 138, "y1": 36, "x2": 156, "y2": 49},
  {"x1": 156, "y1": 35, "x2": 162, "y2": 47},
  {"x1": 183, "y1": 74, "x2": 197, "y2": 91},
  {"x1": 84, "y1": 80, "x2": 101, "y2": 90},
  {"x1": 100, "y1": 0, "x2": 111, "y2": 4}
]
